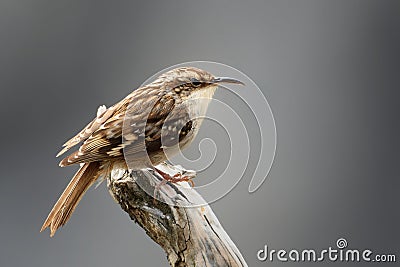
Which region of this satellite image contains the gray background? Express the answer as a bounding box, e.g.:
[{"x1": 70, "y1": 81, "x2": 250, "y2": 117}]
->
[{"x1": 0, "y1": 0, "x2": 399, "y2": 266}]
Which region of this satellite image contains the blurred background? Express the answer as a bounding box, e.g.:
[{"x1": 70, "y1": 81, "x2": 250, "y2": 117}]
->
[{"x1": 0, "y1": 0, "x2": 399, "y2": 266}]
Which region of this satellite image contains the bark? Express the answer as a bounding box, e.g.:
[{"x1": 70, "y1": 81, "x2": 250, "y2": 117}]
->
[{"x1": 107, "y1": 162, "x2": 248, "y2": 267}]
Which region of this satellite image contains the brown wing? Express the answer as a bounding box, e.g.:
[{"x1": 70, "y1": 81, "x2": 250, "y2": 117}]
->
[
  {"x1": 122, "y1": 95, "x2": 194, "y2": 159},
  {"x1": 59, "y1": 88, "x2": 183, "y2": 167},
  {"x1": 56, "y1": 104, "x2": 118, "y2": 157}
]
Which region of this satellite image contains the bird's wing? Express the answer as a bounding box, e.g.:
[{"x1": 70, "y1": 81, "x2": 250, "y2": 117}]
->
[
  {"x1": 59, "y1": 88, "x2": 185, "y2": 167},
  {"x1": 56, "y1": 107, "x2": 114, "y2": 157}
]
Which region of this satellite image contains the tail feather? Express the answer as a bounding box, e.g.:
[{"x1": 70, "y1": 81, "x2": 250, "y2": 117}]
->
[{"x1": 41, "y1": 162, "x2": 101, "y2": 237}]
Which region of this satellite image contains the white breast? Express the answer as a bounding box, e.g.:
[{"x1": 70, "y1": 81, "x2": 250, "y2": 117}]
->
[{"x1": 187, "y1": 85, "x2": 218, "y2": 120}]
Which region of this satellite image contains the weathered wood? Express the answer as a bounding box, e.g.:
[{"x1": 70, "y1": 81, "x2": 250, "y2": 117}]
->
[{"x1": 107, "y1": 162, "x2": 248, "y2": 267}]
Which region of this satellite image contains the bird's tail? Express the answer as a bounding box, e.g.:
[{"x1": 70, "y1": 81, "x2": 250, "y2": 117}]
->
[{"x1": 40, "y1": 161, "x2": 101, "y2": 237}]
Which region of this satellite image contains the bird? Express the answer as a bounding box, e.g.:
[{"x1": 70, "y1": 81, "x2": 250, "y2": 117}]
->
[{"x1": 40, "y1": 67, "x2": 244, "y2": 237}]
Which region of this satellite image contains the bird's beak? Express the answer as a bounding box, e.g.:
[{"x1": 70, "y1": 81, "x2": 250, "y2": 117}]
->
[{"x1": 212, "y1": 77, "x2": 245, "y2": 86}]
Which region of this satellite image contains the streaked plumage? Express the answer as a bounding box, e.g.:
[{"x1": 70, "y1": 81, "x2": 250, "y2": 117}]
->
[{"x1": 41, "y1": 67, "x2": 243, "y2": 236}]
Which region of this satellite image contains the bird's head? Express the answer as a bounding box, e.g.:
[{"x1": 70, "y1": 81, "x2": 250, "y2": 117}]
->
[{"x1": 155, "y1": 67, "x2": 244, "y2": 100}]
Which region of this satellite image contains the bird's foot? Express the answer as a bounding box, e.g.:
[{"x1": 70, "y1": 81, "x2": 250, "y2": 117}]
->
[
  {"x1": 154, "y1": 167, "x2": 195, "y2": 187},
  {"x1": 152, "y1": 167, "x2": 195, "y2": 203}
]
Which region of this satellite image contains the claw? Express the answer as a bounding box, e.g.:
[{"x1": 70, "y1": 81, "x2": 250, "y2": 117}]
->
[
  {"x1": 152, "y1": 167, "x2": 195, "y2": 202},
  {"x1": 155, "y1": 167, "x2": 194, "y2": 185}
]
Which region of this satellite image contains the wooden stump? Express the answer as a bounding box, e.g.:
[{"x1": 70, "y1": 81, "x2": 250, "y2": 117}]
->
[{"x1": 107, "y1": 162, "x2": 248, "y2": 267}]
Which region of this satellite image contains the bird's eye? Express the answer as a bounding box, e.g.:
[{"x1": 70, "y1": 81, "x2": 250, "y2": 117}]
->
[{"x1": 190, "y1": 78, "x2": 201, "y2": 87}]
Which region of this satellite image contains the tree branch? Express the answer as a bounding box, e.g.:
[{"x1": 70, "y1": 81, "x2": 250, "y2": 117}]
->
[{"x1": 107, "y1": 162, "x2": 248, "y2": 267}]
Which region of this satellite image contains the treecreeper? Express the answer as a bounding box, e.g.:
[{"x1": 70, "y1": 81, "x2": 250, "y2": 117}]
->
[{"x1": 41, "y1": 67, "x2": 244, "y2": 237}]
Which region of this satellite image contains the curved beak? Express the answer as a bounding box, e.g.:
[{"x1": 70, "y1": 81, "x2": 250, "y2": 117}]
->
[{"x1": 212, "y1": 77, "x2": 245, "y2": 86}]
